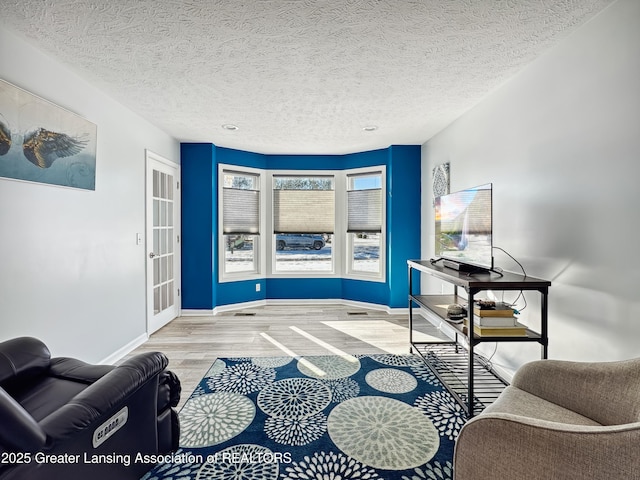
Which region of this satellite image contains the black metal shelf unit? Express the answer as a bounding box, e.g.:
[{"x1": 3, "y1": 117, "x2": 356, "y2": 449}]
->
[{"x1": 408, "y1": 260, "x2": 551, "y2": 417}]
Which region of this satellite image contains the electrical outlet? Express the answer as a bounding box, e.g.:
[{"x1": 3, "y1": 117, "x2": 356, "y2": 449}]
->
[{"x1": 256, "y1": 283, "x2": 261, "y2": 292}]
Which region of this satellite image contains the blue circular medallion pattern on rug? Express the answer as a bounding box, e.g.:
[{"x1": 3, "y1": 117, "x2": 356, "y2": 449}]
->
[
  {"x1": 258, "y1": 377, "x2": 332, "y2": 419},
  {"x1": 327, "y1": 396, "x2": 440, "y2": 470},
  {"x1": 365, "y1": 368, "x2": 418, "y2": 393},
  {"x1": 370, "y1": 354, "x2": 425, "y2": 367},
  {"x1": 324, "y1": 377, "x2": 360, "y2": 403},
  {"x1": 206, "y1": 362, "x2": 276, "y2": 395},
  {"x1": 252, "y1": 356, "x2": 293, "y2": 368},
  {"x1": 264, "y1": 410, "x2": 328, "y2": 446},
  {"x1": 281, "y1": 450, "x2": 381, "y2": 480},
  {"x1": 180, "y1": 392, "x2": 256, "y2": 448},
  {"x1": 296, "y1": 355, "x2": 361, "y2": 379},
  {"x1": 415, "y1": 390, "x2": 467, "y2": 441}
]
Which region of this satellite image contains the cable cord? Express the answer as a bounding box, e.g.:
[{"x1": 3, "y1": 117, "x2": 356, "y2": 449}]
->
[
  {"x1": 492, "y1": 246, "x2": 527, "y2": 277},
  {"x1": 493, "y1": 246, "x2": 528, "y2": 312}
]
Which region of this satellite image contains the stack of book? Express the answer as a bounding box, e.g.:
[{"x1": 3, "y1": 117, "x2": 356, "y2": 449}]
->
[{"x1": 465, "y1": 301, "x2": 528, "y2": 336}]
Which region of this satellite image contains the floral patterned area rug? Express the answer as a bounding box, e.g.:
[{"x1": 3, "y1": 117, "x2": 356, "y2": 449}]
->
[{"x1": 142, "y1": 354, "x2": 467, "y2": 480}]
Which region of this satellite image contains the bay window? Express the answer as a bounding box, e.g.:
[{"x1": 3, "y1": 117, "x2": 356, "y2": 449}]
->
[{"x1": 218, "y1": 166, "x2": 385, "y2": 281}]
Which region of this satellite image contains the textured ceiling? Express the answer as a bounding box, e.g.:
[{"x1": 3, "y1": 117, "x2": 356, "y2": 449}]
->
[{"x1": 1, "y1": 0, "x2": 615, "y2": 155}]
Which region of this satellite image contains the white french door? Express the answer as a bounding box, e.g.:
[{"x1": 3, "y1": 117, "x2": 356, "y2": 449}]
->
[{"x1": 146, "y1": 151, "x2": 180, "y2": 334}]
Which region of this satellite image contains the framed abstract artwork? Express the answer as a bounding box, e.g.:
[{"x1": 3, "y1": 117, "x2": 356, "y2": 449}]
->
[{"x1": 0, "y1": 79, "x2": 97, "y2": 190}]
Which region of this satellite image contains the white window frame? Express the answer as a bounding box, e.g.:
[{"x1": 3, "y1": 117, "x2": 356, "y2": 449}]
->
[
  {"x1": 217, "y1": 165, "x2": 386, "y2": 282},
  {"x1": 344, "y1": 166, "x2": 386, "y2": 282},
  {"x1": 268, "y1": 170, "x2": 341, "y2": 278},
  {"x1": 218, "y1": 164, "x2": 266, "y2": 282}
]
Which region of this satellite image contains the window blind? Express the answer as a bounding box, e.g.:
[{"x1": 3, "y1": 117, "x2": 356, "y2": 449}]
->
[
  {"x1": 223, "y1": 187, "x2": 259, "y2": 234},
  {"x1": 273, "y1": 189, "x2": 335, "y2": 234},
  {"x1": 347, "y1": 188, "x2": 382, "y2": 233}
]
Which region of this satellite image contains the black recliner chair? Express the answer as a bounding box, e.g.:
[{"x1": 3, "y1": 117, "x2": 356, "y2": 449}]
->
[{"x1": 0, "y1": 337, "x2": 181, "y2": 479}]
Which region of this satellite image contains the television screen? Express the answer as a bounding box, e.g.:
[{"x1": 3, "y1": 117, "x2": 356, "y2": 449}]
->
[{"x1": 435, "y1": 183, "x2": 493, "y2": 270}]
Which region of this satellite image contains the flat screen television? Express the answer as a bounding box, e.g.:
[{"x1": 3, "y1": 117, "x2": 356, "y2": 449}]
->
[{"x1": 435, "y1": 183, "x2": 493, "y2": 271}]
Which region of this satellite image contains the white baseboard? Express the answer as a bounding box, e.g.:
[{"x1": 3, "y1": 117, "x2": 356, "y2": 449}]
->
[
  {"x1": 100, "y1": 333, "x2": 148, "y2": 365},
  {"x1": 180, "y1": 309, "x2": 216, "y2": 317},
  {"x1": 213, "y1": 300, "x2": 267, "y2": 315},
  {"x1": 332, "y1": 299, "x2": 407, "y2": 315},
  {"x1": 182, "y1": 299, "x2": 408, "y2": 316}
]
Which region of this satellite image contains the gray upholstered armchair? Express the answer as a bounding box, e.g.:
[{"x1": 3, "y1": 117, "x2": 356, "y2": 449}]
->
[{"x1": 453, "y1": 358, "x2": 640, "y2": 480}]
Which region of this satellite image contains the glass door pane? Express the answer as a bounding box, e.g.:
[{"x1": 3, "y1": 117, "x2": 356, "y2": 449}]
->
[{"x1": 152, "y1": 172, "x2": 175, "y2": 315}]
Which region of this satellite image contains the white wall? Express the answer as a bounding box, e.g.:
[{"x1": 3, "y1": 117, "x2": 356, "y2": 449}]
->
[
  {"x1": 0, "y1": 28, "x2": 180, "y2": 362},
  {"x1": 421, "y1": 0, "x2": 640, "y2": 377}
]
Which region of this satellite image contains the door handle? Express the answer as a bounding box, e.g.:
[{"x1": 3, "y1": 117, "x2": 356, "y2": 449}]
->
[{"x1": 149, "y1": 252, "x2": 158, "y2": 259}]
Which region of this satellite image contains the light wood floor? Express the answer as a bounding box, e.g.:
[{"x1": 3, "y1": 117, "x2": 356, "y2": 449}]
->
[{"x1": 126, "y1": 304, "x2": 439, "y2": 408}]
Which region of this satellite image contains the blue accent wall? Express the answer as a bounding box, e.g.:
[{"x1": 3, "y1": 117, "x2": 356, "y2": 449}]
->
[
  {"x1": 180, "y1": 143, "x2": 216, "y2": 309},
  {"x1": 217, "y1": 279, "x2": 266, "y2": 305},
  {"x1": 267, "y1": 278, "x2": 343, "y2": 300},
  {"x1": 180, "y1": 144, "x2": 421, "y2": 310},
  {"x1": 387, "y1": 145, "x2": 422, "y2": 307}
]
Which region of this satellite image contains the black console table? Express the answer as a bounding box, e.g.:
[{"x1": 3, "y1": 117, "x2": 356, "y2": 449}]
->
[{"x1": 408, "y1": 259, "x2": 551, "y2": 416}]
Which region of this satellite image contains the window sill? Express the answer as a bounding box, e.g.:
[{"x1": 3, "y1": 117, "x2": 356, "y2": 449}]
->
[
  {"x1": 219, "y1": 272, "x2": 262, "y2": 283},
  {"x1": 344, "y1": 273, "x2": 386, "y2": 283}
]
